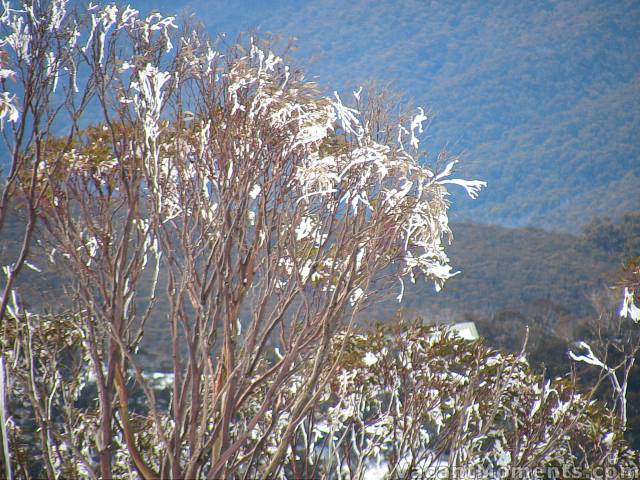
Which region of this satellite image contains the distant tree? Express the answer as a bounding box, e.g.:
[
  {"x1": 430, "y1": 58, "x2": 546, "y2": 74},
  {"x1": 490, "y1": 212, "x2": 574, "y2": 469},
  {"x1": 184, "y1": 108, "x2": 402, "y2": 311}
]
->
[
  {"x1": 619, "y1": 258, "x2": 640, "y2": 324},
  {"x1": 569, "y1": 261, "x2": 640, "y2": 450},
  {"x1": 580, "y1": 212, "x2": 640, "y2": 263},
  {"x1": 582, "y1": 217, "x2": 624, "y2": 253},
  {"x1": 619, "y1": 213, "x2": 640, "y2": 262}
]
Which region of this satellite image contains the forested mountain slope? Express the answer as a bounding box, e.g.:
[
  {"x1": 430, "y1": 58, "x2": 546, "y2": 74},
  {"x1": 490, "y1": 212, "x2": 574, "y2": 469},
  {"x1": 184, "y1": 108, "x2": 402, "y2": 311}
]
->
[{"x1": 369, "y1": 212, "x2": 639, "y2": 323}]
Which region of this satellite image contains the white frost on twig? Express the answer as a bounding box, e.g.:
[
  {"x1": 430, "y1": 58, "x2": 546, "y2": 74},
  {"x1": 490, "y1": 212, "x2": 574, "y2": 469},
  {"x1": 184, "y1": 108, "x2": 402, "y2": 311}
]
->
[{"x1": 620, "y1": 287, "x2": 640, "y2": 322}]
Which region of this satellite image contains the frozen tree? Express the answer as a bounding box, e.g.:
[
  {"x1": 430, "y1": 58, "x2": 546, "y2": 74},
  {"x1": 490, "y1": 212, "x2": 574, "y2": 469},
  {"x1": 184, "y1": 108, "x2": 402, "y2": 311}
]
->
[
  {"x1": 2, "y1": 2, "x2": 634, "y2": 480},
  {"x1": 619, "y1": 260, "x2": 640, "y2": 324},
  {"x1": 284, "y1": 322, "x2": 637, "y2": 479},
  {"x1": 569, "y1": 261, "x2": 640, "y2": 434},
  {"x1": 0, "y1": 1, "x2": 487, "y2": 477},
  {"x1": 0, "y1": 0, "x2": 96, "y2": 324}
]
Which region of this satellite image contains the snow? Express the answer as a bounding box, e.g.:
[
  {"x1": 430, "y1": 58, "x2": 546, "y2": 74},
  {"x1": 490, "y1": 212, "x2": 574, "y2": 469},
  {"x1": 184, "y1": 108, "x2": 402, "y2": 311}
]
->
[
  {"x1": 363, "y1": 352, "x2": 379, "y2": 366},
  {"x1": 620, "y1": 287, "x2": 640, "y2": 322}
]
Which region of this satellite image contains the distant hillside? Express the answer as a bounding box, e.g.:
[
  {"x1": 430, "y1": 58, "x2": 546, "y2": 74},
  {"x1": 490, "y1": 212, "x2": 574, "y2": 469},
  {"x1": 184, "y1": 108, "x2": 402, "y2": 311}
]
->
[
  {"x1": 367, "y1": 212, "x2": 639, "y2": 323},
  {"x1": 127, "y1": 0, "x2": 640, "y2": 232}
]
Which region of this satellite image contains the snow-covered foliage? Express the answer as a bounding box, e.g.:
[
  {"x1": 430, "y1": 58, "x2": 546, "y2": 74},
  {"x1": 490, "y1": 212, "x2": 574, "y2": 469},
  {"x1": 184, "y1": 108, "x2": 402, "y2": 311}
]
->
[
  {"x1": 0, "y1": 309, "x2": 100, "y2": 479},
  {"x1": 213, "y1": 323, "x2": 638, "y2": 479},
  {"x1": 174, "y1": 325, "x2": 637, "y2": 478},
  {"x1": 618, "y1": 262, "x2": 640, "y2": 323},
  {"x1": 7, "y1": 312, "x2": 636, "y2": 479},
  {"x1": 620, "y1": 287, "x2": 640, "y2": 323},
  {"x1": 1, "y1": 307, "x2": 173, "y2": 479}
]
